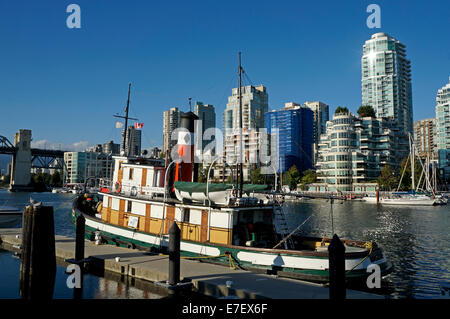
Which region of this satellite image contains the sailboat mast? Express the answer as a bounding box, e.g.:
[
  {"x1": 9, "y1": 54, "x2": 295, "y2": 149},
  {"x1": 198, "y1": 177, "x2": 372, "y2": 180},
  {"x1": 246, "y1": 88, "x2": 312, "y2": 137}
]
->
[
  {"x1": 238, "y1": 52, "x2": 243, "y2": 198},
  {"x1": 114, "y1": 82, "x2": 138, "y2": 157}
]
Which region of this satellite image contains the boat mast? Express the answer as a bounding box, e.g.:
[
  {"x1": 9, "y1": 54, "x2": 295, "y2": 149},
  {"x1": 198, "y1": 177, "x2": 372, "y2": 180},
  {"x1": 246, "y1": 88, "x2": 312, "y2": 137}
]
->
[
  {"x1": 113, "y1": 82, "x2": 138, "y2": 156},
  {"x1": 238, "y1": 52, "x2": 243, "y2": 198}
]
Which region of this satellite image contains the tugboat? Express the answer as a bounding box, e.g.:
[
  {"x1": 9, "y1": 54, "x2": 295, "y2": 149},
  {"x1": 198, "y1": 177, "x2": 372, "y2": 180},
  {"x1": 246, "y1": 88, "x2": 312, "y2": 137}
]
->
[{"x1": 73, "y1": 60, "x2": 392, "y2": 283}]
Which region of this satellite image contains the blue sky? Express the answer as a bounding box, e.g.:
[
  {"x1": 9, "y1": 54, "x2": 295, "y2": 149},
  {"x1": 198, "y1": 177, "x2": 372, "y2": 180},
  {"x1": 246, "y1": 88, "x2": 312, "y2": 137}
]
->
[{"x1": 0, "y1": 0, "x2": 449, "y2": 151}]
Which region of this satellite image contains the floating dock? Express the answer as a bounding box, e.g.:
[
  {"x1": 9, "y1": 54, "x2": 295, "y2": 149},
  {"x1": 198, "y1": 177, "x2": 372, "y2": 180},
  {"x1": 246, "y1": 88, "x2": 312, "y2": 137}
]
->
[{"x1": 0, "y1": 228, "x2": 384, "y2": 299}]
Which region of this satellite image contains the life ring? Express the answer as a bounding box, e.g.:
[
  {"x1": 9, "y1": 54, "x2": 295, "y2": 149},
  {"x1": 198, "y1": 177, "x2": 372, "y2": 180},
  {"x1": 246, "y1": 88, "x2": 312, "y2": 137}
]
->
[{"x1": 115, "y1": 181, "x2": 122, "y2": 193}]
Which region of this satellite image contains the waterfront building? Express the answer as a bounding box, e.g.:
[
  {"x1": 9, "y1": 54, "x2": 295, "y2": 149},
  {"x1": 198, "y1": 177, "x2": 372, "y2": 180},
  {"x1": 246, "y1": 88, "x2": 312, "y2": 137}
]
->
[
  {"x1": 194, "y1": 102, "x2": 216, "y2": 157},
  {"x1": 218, "y1": 85, "x2": 268, "y2": 180},
  {"x1": 87, "y1": 144, "x2": 103, "y2": 153},
  {"x1": 413, "y1": 119, "x2": 437, "y2": 159},
  {"x1": 436, "y1": 78, "x2": 450, "y2": 150},
  {"x1": 149, "y1": 147, "x2": 162, "y2": 158},
  {"x1": 102, "y1": 140, "x2": 120, "y2": 155},
  {"x1": 361, "y1": 33, "x2": 413, "y2": 135},
  {"x1": 216, "y1": 129, "x2": 265, "y2": 182},
  {"x1": 163, "y1": 107, "x2": 181, "y2": 155},
  {"x1": 435, "y1": 78, "x2": 450, "y2": 181},
  {"x1": 303, "y1": 101, "x2": 329, "y2": 166},
  {"x1": 223, "y1": 85, "x2": 268, "y2": 134},
  {"x1": 63, "y1": 151, "x2": 114, "y2": 185},
  {"x1": 265, "y1": 103, "x2": 314, "y2": 174},
  {"x1": 122, "y1": 125, "x2": 142, "y2": 157},
  {"x1": 316, "y1": 111, "x2": 408, "y2": 191}
]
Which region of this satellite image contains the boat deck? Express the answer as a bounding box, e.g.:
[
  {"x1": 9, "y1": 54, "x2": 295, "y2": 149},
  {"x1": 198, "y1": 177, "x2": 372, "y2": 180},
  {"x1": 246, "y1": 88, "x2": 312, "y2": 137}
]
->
[{"x1": 0, "y1": 228, "x2": 383, "y2": 299}]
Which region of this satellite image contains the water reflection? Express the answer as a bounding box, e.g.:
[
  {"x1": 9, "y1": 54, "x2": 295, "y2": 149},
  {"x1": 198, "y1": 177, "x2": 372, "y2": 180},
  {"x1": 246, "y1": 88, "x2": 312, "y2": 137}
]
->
[
  {"x1": 0, "y1": 250, "x2": 168, "y2": 299},
  {"x1": 282, "y1": 199, "x2": 450, "y2": 299}
]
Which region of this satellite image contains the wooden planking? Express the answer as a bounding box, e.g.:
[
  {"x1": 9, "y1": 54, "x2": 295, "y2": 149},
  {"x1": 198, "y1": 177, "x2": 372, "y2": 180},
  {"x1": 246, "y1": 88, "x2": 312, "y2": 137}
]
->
[
  {"x1": 118, "y1": 168, "x2": 123, "y2": 183},
  {"x1": 209, "y1": 227, "x2": 231, "y2": 245},
  {"x1": 165, "y1": 206, "x2": 175, "y2": 234},
  {"x1": 145, "y1": 204, "x2": 151, "y2": 233},
  {"x1": 106, "y1": 197, "x2": 112, "y2": 223},
  {"x1": 118, "y1": 200, "x2": 125, "y2": 227},
  {"x1": 150, "y1": 218, "x2": 164, "y2": 234},
  {"x1": 141, "y1": 168, "x2": 147, "y2": 194},
  {"x1": 200, "y1": 210, "x2": 208, "y2": 242}
]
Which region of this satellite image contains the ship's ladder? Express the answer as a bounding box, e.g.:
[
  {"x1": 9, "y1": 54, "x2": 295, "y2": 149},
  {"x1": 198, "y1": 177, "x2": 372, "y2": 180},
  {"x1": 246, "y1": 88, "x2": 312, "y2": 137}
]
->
[{"x1": 273, "y1": 206, "x2": 295, "y2": 249}]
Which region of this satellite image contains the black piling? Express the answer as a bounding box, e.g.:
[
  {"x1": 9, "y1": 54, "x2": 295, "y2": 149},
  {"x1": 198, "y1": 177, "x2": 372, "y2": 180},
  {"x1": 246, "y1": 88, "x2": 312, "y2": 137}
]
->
[
  {"x1": 328, "y1": 234, "x2": 346, "y2": 300},
  {"x1": 73, "y1": 214, "x2": 85, "y2": 299},
  {"x1": 19, "y1": 204, "x2": 56, "y2": 299},
  {"x1": 75, "y1": 214, "x2": 85, "y2": 262},
  {"x1": 168, "y1": 222, "x2": 181, "y2": 286}
]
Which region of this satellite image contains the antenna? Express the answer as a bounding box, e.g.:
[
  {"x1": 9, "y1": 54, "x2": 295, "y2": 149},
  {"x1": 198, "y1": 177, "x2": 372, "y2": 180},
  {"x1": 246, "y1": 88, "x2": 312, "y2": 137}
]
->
[{"x1": 188, "y1": 97, "x2": 192, "y2": 112}]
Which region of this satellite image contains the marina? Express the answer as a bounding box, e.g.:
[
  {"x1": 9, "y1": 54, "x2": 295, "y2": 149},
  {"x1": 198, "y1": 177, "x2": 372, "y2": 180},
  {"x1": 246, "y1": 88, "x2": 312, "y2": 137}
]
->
[
  {"x1": 0, "y1": 227, "x2": 381, "y2": 299},
  {"x1": 0, "y1": 1, "x2": 449, "y2": 306}
]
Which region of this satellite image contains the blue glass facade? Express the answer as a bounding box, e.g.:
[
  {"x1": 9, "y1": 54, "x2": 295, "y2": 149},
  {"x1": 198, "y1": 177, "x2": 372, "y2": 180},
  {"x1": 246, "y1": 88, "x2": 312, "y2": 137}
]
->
[{"x1": 265, "y1": 107, "x2": 314, "y2": 173}]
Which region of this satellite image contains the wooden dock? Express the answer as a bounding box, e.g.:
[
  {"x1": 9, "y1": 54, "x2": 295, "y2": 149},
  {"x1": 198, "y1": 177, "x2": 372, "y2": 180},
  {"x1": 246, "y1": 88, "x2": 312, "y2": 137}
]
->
[{"x1": 0, "y1": 228, "x2": 384, "y2": 299}]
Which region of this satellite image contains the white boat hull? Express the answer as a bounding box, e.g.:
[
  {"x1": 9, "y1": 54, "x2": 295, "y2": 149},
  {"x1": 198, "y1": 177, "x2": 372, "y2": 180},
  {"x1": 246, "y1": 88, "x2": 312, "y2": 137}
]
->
[
  {"x1": 363, "y1": 195, "x2": 436, "y2": 206},
  {"x1": 79, "y1": 211, "x2": 386, "y2": 274}
]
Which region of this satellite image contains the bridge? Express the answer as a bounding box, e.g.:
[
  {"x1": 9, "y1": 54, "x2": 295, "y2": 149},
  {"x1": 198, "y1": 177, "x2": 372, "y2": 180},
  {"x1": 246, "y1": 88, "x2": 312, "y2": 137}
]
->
[{"x1": 1, "y1": 130, "x2": 67, "y2": 191}]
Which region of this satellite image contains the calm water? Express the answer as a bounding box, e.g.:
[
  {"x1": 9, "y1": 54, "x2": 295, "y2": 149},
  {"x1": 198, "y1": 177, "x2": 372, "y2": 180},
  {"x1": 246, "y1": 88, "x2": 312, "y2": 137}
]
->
[
  {"x1": 1, "y1": 189, "x2": 449, "y2": 299},
  {"x1": 282, "y1": 199, "x2": 450, "y2": 299},
  {"x1": 0, "y1": 189, "x2": 169, "y2": 299}
]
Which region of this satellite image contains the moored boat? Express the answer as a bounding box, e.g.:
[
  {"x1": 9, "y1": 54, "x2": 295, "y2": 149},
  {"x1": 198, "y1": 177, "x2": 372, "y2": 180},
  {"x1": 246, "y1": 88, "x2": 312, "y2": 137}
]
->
[
  {"x1": 73, "y1": 68, "x2": 392, "y2": 284},
  {"x1": 72, "y1": 153, "x2": 392, "y2": 283},
  {"x1": 0, "y1": 206, "x2": 22, "y2": 227}
]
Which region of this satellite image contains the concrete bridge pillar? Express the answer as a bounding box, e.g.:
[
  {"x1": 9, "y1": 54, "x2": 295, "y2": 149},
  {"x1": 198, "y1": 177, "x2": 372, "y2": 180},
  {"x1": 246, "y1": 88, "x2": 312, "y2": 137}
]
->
[{"x1": 10, "y1": 129, "x2": 32, "y2": 192}]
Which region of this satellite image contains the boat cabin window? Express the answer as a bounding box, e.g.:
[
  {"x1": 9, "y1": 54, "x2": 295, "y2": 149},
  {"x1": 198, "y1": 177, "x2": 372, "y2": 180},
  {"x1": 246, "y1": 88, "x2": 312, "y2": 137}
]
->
[
  {"x1": 183, "y1": 208, "x2": 190, "y2": 223},
  {"x1": 127, "y1": 200, "x2": 132, "y2": 212},
  {"x1": 129, "y1": 168, "x2": 134, "y2": 180},
  {"x1": 232, "y1": 210, "x2": 276, "y2": 247}
]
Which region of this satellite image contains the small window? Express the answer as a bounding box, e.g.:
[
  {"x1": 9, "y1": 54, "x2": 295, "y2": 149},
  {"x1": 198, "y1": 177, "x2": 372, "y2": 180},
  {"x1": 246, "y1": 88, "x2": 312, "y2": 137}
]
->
[
  {"x1": 129, "y1": 168, "x2": 134, "y2": 180},
  {"x1": 183, "y1": 209, "x2": 190, "y2": 223},
  {"x1": 127, "y1": 200, "x2": 132, "y2": 212}
]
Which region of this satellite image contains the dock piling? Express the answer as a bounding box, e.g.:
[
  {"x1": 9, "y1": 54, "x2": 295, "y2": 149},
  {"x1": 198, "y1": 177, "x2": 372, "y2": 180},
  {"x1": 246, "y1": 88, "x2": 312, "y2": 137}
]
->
[
  {"x1": 168, "y1": 222, "x2": 181, "y2": 286},
  {"x1": 75, "y1": 214, "x2": 85, "y2": 261},
  {"x1": 74, "y1": 214, "x2": 85, "y2": 299},
  {"x1": 328, "y1": 234, "x2": 346, "y2": 300},
  {"x1": 19, "y1": 204, "x2": 56, "y2": 299}
]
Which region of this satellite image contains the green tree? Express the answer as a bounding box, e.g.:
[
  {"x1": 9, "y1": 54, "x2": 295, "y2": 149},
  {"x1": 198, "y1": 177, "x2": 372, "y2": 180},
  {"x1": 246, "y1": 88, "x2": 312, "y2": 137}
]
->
[
  {"x1": 334, "y1": 106, "x2": 349, "y2": 115},
  {"x1": 398, "y1": 157, "x2": 423, "y2": 191},
  {"x1": 377, "y1": 165, "x2": 398, "y2": 190},
  {"x1": 249, "y1": 168, "x2": 265, "y2": 184},
  {"x1": 286, "y1": 165, "x2": 301, "y2": 191},
  {"x1": 50, "y1": 171, "x2": 62, "y2": 186},
  {"x1": 357, "y1": 105, "x2": 376, "y2": 118},
  {"x1": 300, "y1": 169, "x2": 317, "y2": 184}
]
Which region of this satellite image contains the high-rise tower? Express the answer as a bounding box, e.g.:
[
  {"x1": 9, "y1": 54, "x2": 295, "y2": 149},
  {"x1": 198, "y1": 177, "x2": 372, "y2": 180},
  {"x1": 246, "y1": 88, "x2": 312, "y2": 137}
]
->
[{"x1": 362, "y1": 33, "x2": 413, "y2": 135}]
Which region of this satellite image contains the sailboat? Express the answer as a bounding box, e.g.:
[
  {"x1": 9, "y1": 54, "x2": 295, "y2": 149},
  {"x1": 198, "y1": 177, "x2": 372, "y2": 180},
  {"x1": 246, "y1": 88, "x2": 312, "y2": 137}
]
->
[
  {"x1": 72, "y1": 62, "x2": 392, "y2": 283},
  {"x1": 378, "y1": 134, "x2": 437, "y2": 206}
]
